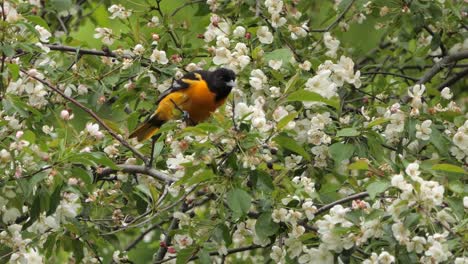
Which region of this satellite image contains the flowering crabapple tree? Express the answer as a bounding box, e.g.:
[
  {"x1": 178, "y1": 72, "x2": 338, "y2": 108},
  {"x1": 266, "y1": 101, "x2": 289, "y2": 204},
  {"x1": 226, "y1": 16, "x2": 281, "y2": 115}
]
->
[{"x1": 0, "y1": 0, "x2": 467, "y2": 263}]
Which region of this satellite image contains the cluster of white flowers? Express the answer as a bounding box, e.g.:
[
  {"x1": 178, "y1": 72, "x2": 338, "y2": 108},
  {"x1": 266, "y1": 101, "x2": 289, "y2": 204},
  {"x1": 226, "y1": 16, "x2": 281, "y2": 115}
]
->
[
  {"x1": 323, "y1": 32, "x2": 340, "y2": 58},
  {"x1": 166, "y1": 153, "x2": 195, "y2": 178},
  {"x1": 212, "y1": 41, "x2": 251, "y2": 71},
  {"x1": 315, "y1": 205, "x2": 354, "y2": 252},
  {"x1": 235, "y1": 96, "x2": 272, "y2": 133},
  {"x1": 83, "y1": 122, "x2": 104, "y2": 140},
  {"x1": 408, "y1": 84, "x2": 425, "y2": 116},
  {"x1": 94, "y1": 27, "x2": 114, "y2": 45},
  {"x1": 362, "y1": 251, "x2": 395, "y2": 264},
  {"x1": 383, "y1": 103, "x2": 406, "y2": 144},
  {"x1": 265, "y1": 0, "x2": 287, "y2": 28},
  {"x1": 0, "y1": 193, "x2": 21, "y2": 224},
  {"x1": 55, "y1": 192, "x2": 81, "y2": 223},
  {"x1": 415, "y1": 120, "x2": 432, "y2": 140},
  {"x1": 257, "y1": 26, "x2": 274, "y2": 44},
  {"x1": 6, "y1": 73, "x2": 49, "y2": 108},
  {"x1": 0, "y1": 224, "x2": 43, "y2": 263},
  {"x1": 108, "y1": 4, "x2": 132, "y2": 19},
  {"x1": 1, "y1": 1, "x2": 22, "y2": 22},
  {"x1": 289, "y1": 23, "x2": 309, "y2": 40},
  {"x1": 304, "y1": 56, "x2": 361, "y2": 106},
  {"x1": 204, "y1": 14, "x2": 230, "y2": 42},
  {"x1": 450, "y1": 120, "x2": 468, "y2": 163},
  {"x1": 150, "y1": 48, "x2": 169, "y2": 64},
  {"x1": 34, "y1": 25, "x2": 51, "y2": 43}
]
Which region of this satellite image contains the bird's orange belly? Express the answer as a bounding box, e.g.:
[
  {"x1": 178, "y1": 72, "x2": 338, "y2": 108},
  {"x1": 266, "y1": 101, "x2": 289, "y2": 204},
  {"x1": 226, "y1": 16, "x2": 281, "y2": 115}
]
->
[{"x1": 185, "y1": 81, "x2": 218, "y2": 123}]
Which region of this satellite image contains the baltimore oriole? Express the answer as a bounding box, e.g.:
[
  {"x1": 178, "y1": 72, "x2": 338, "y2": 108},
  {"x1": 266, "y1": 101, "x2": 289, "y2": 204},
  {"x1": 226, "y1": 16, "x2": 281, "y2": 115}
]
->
[{"x1": 129, "y1": 68, "x2": 236, "y2": 141}]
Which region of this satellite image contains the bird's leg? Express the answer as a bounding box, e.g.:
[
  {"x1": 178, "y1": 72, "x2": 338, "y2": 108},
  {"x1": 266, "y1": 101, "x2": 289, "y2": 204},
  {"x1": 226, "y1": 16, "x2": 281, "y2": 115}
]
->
[
  {"x1": 182, "y1": 110, "x2": 192, "y2": 124},
  {"x1": 170, "y1": 99, "x2": 195, "y2": 125}
]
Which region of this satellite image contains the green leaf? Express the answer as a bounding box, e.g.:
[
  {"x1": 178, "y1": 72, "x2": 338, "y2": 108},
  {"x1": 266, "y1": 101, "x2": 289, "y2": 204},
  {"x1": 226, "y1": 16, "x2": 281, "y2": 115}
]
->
[
  {"x1": 255, "y1": 212, "x2": 279, "y2": 240},
  {"x1": 72, "y1": 239, "x2": 84, "y2": 263},
  {"x1": 366, "y1": 118, "x2": 389, "y2": 128},
  {"x1": 226, "y1": 188, "x2": 252, "y2": 219},
  {"x1": 71, "y1": 167, "x2": 93, "y2": 185},
  {"x1": 366, "y1": 181, "x2": 389, "y2": 199},
  {"x1": 348, "y1": 160, "x2": 369, "y2": 170},
  {"x1": 185, "y1": 169, "x2": 215, "y2": 186},
  {"x1": 213, "y1": 224, "x2": 232, "y2": 245},
  {"x1": 22, "y1": 130, "x2": 36, "y2": 143},
  {"x1": 287, "y1": 90, "x2": 339, "y2": 109},
  {"x1": 264, "y1": 48, "x2": 293, "y2": 64},
  {"x1": 448, "y1": 181, "x2": 464, "y2": 194},
  {"x1": 198, "y1": 249, "x2": 211, "y2": 264},
  {"x1": 273, "y1": 135, "x2": 311, "y2": 161},
  {"x1": 25, "y1": 16, "x2": 50, "y2": 29},
  {"x1": 176, "y1": 247, "x2": 196, "y2": 264},
  {"x1": 430, "y1": 128, "x2": 450, "y2": 156},
  {"x1": 47, "y1": 185, "x2": 63, "y2": 216},
  {"x1": 277, "y1": 112, "x2": 297, "y2": 130},
  {"x1": 336, "y1": 128, "x2": 360, "y2": 137},
  {"x1": 49, "y1": 0, "x2": 72, "y2": 12},
  {"x1": 284, "y1": 73, "x2": 300, "y2": 94},
  {"x1": 329, "y1": 143, "x2": 355, "y2": 165},
  {"x1": 196, "y1": 123, "x2": 223, "y2": 133},
  {"x1": 88, "y1": 152, "x2": 120, "y2": 170},
  {"x1": 432, "y1": 164, "x2": 466, "y2": 174},
  {"x1": 7, "y1": 63, "x2": 20, "y2": 80}
]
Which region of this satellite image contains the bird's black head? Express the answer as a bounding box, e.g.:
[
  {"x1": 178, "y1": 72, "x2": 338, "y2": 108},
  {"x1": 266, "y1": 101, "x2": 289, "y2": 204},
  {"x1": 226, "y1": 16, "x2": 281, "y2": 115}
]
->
[{"x1": 208, "y1": 68, "x2": 236, "y2": 101}]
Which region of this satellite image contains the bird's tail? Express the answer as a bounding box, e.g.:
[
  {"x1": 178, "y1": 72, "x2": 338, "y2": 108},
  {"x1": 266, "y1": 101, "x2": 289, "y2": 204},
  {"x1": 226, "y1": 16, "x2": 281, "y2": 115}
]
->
[{"x1": 129, "y1": 117, "x2": 163, "y2": 142}]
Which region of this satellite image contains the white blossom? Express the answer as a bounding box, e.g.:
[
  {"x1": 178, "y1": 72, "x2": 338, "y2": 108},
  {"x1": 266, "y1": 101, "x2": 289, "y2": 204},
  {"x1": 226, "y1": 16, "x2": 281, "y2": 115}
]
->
[
  {"x1": 94, "y1": 27, "x2": 114, "y2": 45},
  {"x1": 257, "y1": 26, "x2": 273, "y2": 44},
  {"x1": 150, "y1": 49, "x2": 169, "y2": 64},
  {"x1": 34, "y1": 25, "x2": 51, "y2": 43},
  {"x1": 233, "y1": 26, "x2": 246, "y2": 37},
  {"x1": 415, "y1": 120, "x2": 432, "y2": 140},
  {"x1": 108, "y1": 4, "x2": 131, "y2": 19}
]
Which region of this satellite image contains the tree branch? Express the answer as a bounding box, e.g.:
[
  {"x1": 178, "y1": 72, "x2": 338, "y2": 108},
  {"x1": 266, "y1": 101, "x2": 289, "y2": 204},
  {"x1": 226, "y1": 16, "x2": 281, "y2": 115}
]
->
[
  {"x1": 21, "y1": 69, "x2": 149, "y2": 165},
  {"x1": 417, "y1": 50, "x2": 468, "y2": 84},
  {"x1": 98, "y1": 164, "x2": 176, "y2": 183},
  {"x1": 309, "y1": 0, "x2": 356, "y2": 32},
  {"x1": 315, "y1": 192, "x2": 369, "y2": 215},
  {"x1": 154, "y1": 244, "x2": 269, "y2": 264},
  {"x1": 437, "y1": 68, "x2": 468, "y2": 90},
  {"x1": 361, "y1": 71, "x2": 418, "y2": 82},
  {"x1": 46, "y1": 44, "x2": 125, "y2": 58},
  {"x1": 154, "y1": 202, "x2": 188, "y2": 262},
  {"x1": 44, "y1": 44, "x2": 165, "y2": 75}
]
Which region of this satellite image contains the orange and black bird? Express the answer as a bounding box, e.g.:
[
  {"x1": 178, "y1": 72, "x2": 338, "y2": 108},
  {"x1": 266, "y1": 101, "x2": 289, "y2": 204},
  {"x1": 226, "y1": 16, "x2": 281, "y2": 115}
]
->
[{"x1": 129, "y1": 68, "x2": 236, "y2": 141}]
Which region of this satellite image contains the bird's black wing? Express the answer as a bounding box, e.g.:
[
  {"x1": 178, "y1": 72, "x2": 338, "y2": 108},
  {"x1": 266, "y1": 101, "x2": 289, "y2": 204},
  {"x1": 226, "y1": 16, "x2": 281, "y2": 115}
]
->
[{"x1": 156, "y1": 70, "x2": 210, "y2": 104}]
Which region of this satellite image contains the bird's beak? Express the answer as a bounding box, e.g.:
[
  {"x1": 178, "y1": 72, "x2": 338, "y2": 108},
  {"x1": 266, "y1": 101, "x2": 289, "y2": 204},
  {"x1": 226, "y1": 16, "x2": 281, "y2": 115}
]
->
[{"x1": 226, "y1": 80, "x2": 236, "y2": 88}]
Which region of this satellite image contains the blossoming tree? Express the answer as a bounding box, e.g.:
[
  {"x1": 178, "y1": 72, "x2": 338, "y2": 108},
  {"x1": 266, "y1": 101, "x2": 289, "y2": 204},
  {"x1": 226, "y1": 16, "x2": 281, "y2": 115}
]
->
[{"x1": 0, "y1": 0, "x2": 467, "y2": 263}]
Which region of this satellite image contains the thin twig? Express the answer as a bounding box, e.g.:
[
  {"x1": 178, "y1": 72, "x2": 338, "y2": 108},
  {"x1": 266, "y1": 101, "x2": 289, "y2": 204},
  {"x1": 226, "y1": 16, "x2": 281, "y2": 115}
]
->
[
  {"x1": 46, "y1": 44, "x2": 125, "y2": 58},
  {"x1": 154, "y1": 244, "x2": 270, "y2": 264},
  {"x1": 171, "y1": 0, "x2": 205, "y2": 16},
  {"x1": 361, "y1": 71, "x2": 418, "y2": 82},
  {"x1": 98, "y1": 164, "x2": 175, "y2": 183},
  {"x1": 124, "y1": 222, "x2": 162, "y2": 251},
  {"x1": 21, "y1": 69, "x2": 149, "y2": 165},
  {"x1": 155, "y1": 0, "x2": 181, "y2": 49},
  {"x1": 309, "y1": 0, "x2": 356, "y2": 32},
  {"x1": 154, "y1": 202, "x2": 189, "y2": 262},
  {"x1": 315, "y1": 192, "x2": 369, "y2": 215}
]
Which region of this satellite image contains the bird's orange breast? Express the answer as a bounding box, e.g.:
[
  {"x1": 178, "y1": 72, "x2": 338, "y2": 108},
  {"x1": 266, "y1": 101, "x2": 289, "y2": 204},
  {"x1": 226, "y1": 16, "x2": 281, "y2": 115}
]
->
[{"x1": 184, "y1": 79, "x2": 218, "y2": 123}]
